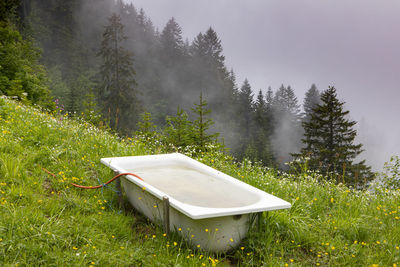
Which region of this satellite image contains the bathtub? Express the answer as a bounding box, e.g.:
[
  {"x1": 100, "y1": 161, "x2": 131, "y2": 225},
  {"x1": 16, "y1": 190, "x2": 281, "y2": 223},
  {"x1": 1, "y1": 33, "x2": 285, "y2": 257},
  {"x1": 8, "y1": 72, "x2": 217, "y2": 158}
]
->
[{"x1": 100, "y1": 153, "x2": 291, "y2": 252}]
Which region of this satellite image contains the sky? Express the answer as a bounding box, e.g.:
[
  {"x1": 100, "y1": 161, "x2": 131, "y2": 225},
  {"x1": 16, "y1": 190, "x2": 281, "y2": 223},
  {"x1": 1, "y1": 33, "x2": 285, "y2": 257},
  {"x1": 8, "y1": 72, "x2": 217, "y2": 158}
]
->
[{"x1": 129, "y1": 0, "x2": 400, "y2": 171}]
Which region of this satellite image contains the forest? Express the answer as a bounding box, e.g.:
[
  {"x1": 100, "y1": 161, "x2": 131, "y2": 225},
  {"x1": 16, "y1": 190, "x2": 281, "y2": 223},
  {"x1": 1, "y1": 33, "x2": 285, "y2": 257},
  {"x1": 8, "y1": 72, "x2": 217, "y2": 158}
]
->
[{"x1": 1, "y1": 0, "x2": 374, "y2": 187}]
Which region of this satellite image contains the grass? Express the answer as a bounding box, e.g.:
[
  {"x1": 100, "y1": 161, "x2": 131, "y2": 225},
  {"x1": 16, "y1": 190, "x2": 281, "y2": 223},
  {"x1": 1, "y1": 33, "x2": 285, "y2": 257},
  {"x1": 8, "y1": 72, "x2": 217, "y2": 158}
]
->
[{"x1": 0, "y1": 96, "x2": 399, "y2": 266}]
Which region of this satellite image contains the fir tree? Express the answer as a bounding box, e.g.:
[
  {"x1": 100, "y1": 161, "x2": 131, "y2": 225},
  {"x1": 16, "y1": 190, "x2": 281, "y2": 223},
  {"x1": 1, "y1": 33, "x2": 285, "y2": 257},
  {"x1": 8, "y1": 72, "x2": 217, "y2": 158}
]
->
[
  {"x1": 303, "y1": 84, "x2": 321, "y2": 122},
  {"x1": 296, "y1": 86, "x2": 373, "y2": 186},
  {"x1": 191, "y1": 93, "x2": 218, "y2": 150},
  {"x1": 164, "y1": 108, "x2": 193, "y2": 147},
  {"x1": 97, "y1": 13, "x2": 138, "y2": 132},
  {"x1": 271, "y1": 85, "x2": 302, "y2": 167}
]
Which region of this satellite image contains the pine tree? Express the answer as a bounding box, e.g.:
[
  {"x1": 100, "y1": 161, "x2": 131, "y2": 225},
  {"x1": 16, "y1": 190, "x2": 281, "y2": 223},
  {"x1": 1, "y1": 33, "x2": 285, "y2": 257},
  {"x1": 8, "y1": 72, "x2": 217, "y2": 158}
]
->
[
  {"x1": 191, "y1": 93, "x2": 218, "y2": 150},
  {"x1": 303, "y1": 84, "x2": 321, "y2": 122},
  {"x1": 271, "y1": 85, "x2": 302, "y2": 167},
  {"x1": 235, "y1": 79, "x2": 254, "y2": 158},
  {"x1": 164, "y1": 108, "x2": 194, "y2": 147},
  {"x1": 252, "y1": 89, "x2": 274, "y2": 165},
  {"x1": 296, "y1": 86, "x2": 373, "y2": 187},
  {"x1": 97, "y1": 13, "x2": 138, "y2": 132}
]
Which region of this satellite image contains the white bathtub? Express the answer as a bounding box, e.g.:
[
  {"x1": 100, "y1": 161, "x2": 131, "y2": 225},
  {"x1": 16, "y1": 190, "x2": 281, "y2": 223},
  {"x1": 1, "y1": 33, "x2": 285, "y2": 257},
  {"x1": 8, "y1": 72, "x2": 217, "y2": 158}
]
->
[{"x1": 100, "y1": 153, "x2": 291, "y2": 252}]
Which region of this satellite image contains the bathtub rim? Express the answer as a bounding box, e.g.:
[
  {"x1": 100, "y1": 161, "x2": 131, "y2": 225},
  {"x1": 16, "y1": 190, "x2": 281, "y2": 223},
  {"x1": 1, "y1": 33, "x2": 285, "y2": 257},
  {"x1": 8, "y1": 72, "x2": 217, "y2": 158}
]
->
[{"x1": 100, "y1": 153, "x2": 291, "y2": 219}]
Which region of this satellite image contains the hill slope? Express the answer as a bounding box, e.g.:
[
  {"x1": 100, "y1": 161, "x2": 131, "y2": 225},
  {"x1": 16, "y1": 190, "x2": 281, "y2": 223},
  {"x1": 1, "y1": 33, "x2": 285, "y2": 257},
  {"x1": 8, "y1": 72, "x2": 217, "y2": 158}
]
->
[{"x1": 0, "y1": 97, "x2": 399, "y2": 266}]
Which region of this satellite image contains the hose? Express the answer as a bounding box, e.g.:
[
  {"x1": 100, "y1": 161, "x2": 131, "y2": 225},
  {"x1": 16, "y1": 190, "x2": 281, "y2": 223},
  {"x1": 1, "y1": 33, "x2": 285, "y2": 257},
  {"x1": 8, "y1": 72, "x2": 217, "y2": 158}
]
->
[{"x1": 42, "y1": 168, "x2": 144, "y2": 189}]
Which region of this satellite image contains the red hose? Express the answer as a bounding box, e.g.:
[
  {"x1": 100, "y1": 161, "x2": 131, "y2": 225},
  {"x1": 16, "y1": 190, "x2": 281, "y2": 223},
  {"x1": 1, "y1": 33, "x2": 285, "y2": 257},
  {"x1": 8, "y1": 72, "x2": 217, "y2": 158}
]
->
[
  {"x1": 43, "y1": 168, "x2": 144, "y2": 189},
  {"x1": 71, "y1": 172, "x2": 144, "y2": 189}
]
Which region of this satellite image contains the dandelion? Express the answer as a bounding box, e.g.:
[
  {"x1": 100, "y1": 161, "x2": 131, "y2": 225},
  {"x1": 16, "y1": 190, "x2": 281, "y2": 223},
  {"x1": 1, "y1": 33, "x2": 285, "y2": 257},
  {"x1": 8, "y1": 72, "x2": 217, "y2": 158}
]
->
[
  {"x1": 112, "y1": 235, "x2": 115, "y2": 238},
  {"x1": 72, "y1": 246, "x2": 78, "y2": 250},
  {"x1": 197, "y1": 244, "x2": 201, "y2": 248},
  {"x1": 120, "y1": 246, "x2": 124, "y2": 249},
  {"x1": 152, "y1": 235, "x2": 156, "y2": 238},
  {"x1": 163, "y1": 233, "x2": 167, "y2": 237},
  {"x1": 173, "y1": 242, "x2": 177, "y2": 246},
  {"x1": 230, "y1": 238, "x2": 233, "y2": 242},
  {"x1": 331, "y1": 246, "x2": 335, "y2": 250},
  {"x1": 178, "y1": 228, "x2": 182, "y2": 231},
  {"x1": 205, "y1": 228, "x2": 209, "y2": 232},
  {"x1": 240, "y1": 247, "x2": 244, "y2": 250}
]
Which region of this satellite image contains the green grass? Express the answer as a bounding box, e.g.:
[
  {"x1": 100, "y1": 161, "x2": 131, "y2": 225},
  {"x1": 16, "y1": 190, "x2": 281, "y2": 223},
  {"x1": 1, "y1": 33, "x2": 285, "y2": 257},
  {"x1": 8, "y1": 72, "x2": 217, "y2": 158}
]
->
[{"x1": 0, "y1": 96, "x2": 399, "y2": 266}]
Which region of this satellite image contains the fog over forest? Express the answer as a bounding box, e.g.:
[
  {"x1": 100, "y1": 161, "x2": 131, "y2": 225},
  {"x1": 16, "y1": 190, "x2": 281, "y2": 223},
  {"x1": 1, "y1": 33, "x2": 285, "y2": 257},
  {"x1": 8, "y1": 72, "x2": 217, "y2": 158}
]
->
[
  {"x1": 129, "y1": 0, "x2": 400, "y2": 171},
  {"x1": 14, "y1": 0, "x2": 399, "y2": 173}
]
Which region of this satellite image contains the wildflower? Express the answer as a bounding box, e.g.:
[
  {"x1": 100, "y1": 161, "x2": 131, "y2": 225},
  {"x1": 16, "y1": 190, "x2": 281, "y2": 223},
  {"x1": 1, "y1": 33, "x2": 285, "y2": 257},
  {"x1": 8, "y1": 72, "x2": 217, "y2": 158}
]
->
[
  {"x1": 230, "y1": 238, "x2": 233, "y2": 242},
  {"x1": 331, "y1": 246, "x2": 335, "y2": 250},
  {"x1": 205, "y1": 228, "x2": 209, "y2": 232},
  {"x1": 330, "y1": 198, "x2": 334, "y2": 203},
  {"x1": 112, "y1": 235, "x2": 115, "y2": 238},
  {"x1": 72, "y1": 246, "x2": 78, "y2": 250},
  {"x1": 152, "y1": 235, "x2": 156, "y2": 238},
  {"x1": 240, "y1": 247, "x2": 244, "y2": 250},
  {"x1": 178, "y1": 228, "x2": 182, "y2": 231},
  {"x1": 120, "y1": 246, "x2": 124, "y2": 249},
  {"x1": 173, "y1": 242, "x2": 177, "y2": 246},
  {"x1": 197, "y1": 244, "x2": 201, "y2": 248},
  {"x1": 163, "y1": 233, "x2": 167, "y2": 237}
]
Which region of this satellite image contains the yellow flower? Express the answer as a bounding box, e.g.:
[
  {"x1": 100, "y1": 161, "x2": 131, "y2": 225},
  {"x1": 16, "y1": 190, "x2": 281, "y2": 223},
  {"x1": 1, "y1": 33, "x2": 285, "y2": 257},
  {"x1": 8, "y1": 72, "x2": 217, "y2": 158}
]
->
[
  {"x1": 72, "y1": 246, "x2": 78, "y2": 250},
  {"x1": 240, "y1": 247, "x2": 244, "y2": 250},
  {"x1": 230, "y1": 238, "x2": 233, "y2": 242},
  {"x1": 205, "y1": 229, "x2": 209, "y2": 232},
  {"x1": 173, "y1": 242, "x2": 177, "y2": 246},
  {"x1": 197, "y1": 244, "x2": 201, "y2": 248},
  {"x1": 331, "y1": 246, "x2": 335, "y2": 250},
  {"x1": 178, "y1": 228, "x2": 182, "y2": 231}
]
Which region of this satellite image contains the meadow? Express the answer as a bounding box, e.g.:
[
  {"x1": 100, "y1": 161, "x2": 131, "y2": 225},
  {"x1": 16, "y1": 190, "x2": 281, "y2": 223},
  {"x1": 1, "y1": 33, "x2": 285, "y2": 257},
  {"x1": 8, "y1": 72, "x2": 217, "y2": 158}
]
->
[{"x1": 0, "y1": 97, "x2": 399, "y2": 266}]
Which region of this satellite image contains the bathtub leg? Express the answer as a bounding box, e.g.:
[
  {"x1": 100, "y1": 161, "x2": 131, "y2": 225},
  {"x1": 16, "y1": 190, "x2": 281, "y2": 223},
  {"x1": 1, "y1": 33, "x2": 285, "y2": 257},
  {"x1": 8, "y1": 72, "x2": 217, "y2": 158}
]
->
[
  {"x1": 114, "y1": 170, "x2": 124, "y2": 210},
  {"x1": 163, "y1": 196, "x2": 170, "y2": 236},
  {"x1": 257, "y1": 212, "x2": 263, "y2": 231}
]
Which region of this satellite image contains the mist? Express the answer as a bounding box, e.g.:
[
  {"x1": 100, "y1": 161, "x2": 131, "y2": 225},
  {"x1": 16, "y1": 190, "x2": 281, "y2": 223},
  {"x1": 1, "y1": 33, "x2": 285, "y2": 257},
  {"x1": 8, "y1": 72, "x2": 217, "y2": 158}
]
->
[{"x1": 128, "y1": 0, "x2": 400, "y2": 171}]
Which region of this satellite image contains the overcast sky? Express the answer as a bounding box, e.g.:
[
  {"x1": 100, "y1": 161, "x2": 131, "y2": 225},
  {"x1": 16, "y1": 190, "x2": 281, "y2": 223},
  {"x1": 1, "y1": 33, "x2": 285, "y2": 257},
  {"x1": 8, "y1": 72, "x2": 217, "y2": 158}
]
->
[{"x1": 129, "y1": 0, "x2": 400, "y2": 170}]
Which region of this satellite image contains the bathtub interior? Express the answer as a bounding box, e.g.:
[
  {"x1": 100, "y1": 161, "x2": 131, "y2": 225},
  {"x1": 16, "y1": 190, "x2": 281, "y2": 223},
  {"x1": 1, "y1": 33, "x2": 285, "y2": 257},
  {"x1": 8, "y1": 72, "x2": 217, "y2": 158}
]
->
[{"x1": 101, "y1": 153, "x2": 291, "y2": 219}]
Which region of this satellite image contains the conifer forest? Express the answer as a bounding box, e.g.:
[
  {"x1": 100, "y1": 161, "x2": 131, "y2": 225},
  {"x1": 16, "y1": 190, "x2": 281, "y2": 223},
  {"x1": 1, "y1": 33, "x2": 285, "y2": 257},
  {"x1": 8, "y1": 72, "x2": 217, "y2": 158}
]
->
[{"x1": 1, "y1": 0, "x2": 374, "y2": 186}]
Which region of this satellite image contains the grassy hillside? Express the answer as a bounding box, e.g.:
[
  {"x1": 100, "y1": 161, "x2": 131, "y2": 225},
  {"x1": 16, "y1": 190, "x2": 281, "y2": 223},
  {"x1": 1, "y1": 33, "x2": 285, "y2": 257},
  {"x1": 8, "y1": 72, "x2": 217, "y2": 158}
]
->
[{"x1": 0, "y1": 97, "x2": 399, "y2": 266}]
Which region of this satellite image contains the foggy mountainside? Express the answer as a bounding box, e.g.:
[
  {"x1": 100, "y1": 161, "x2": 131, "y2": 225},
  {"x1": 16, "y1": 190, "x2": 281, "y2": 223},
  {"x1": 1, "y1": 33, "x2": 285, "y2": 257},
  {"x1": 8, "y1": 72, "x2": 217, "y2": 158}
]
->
[
  {"x1": 1, "y1": 1, "x2": 400, "y2": 266},
  {"x1": 3, "y1": 0, "x2": 377, "y2": 186}
]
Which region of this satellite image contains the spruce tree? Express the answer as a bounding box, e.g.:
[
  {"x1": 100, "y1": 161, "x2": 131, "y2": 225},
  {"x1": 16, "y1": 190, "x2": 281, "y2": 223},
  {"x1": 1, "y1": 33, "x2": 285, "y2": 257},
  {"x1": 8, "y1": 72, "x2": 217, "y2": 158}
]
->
[
  {"x1": 164, "y1": 108, "x2": 194, "y2": 148},
  {"x1": 97, "y1": 13, "x2": 138, "y2": 132},
  {"x1": 303, "y1": 84, "x2": 321, "y2": 123},
  {"x1": 296, "y1": 86, "x2": 373, "y2": 186},
  {"x1": 191, "y1": 93, "x2": 218, "y2": 150},
  {"x1": 271, "y1": 85, "x2": 302, "y2": 167}
]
